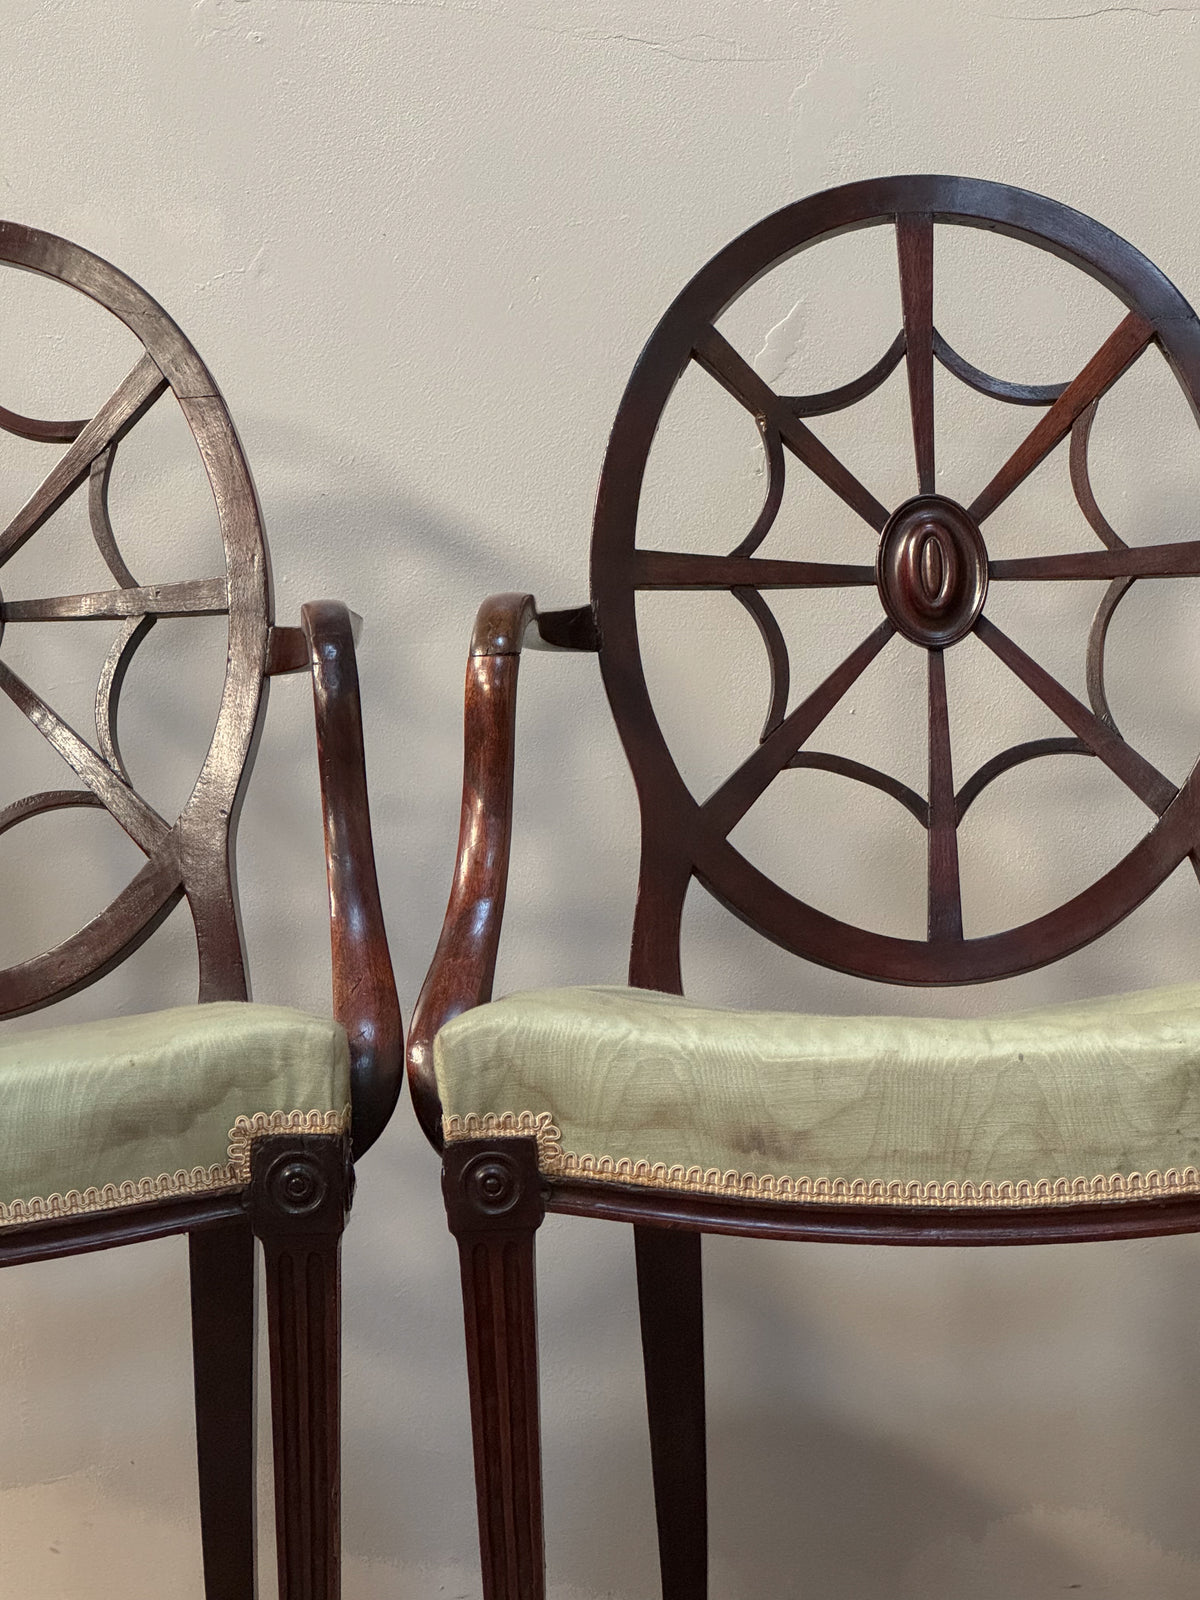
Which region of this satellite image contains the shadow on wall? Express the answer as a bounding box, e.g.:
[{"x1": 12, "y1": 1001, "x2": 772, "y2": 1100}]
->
[
  {"x1": 0, "y1": 415, "x2": 639, "y2": 1594},
  {"x1": 708, "y1": 1404, "x2": 1200, "y2": 1598},
  {"x1": 0, "y1": 400, "x2": 635, "y2": 1027},
  {"x1": 8, "y1": 405, "x2": 1200, "y2": 1599},
  {"x1": 243, "y1": 425, "x2": 636, "y2": 1005},
  {"x1": 235, "y1": 424, "x2": 1200, "y2": 1598},
  {"x1": 698, "y1": 1234, "x2": 1200, "y2": 1600}
]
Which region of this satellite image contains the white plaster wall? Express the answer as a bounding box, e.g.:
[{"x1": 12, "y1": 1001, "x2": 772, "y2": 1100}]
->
[{"x1": 3, "y1": 0, "x2": 1200, "y2": 1595}]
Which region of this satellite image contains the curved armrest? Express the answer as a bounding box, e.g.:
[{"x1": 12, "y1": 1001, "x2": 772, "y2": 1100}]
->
[
  {"x1": 407, "y1": 591, "x2": 596, "y2": 1147},
  {"x1": 300, "y1": 600, "x2": 403, "y2": 1157}
]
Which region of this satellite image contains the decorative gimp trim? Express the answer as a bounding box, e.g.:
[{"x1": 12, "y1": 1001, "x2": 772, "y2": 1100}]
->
[
  {"x1": 226, "y1": 1107, "x2": 349, "y2": 1181},
  {"x1": 0, "y1": 1106, "x2": 350, "y2": 1229},
  {"x1": 441, "y1": 1110, "x2": 1200, "y2": 1210}
]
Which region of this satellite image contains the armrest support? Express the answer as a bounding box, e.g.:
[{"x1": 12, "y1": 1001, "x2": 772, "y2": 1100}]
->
[
  {"x1": 299, "y1": 600, "x2": 403, "y2": 1157},
  {"x1": 407, "y1": 591, "x2": 595, "y2": 1147}
]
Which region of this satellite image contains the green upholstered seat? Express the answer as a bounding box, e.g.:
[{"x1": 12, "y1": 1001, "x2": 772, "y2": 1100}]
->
[
  {"x1": 0, "y1": 1002, "x2": 349, "y2": 1228},
  {"x1": 435, "y1": 982, "x2": 1200, "y2": 1209}
]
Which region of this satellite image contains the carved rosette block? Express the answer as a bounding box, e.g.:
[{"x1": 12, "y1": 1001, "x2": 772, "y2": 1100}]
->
[
  {"x1": 250, "y1": 1133, "x2": 352, "y2": 1600},
  {"x1": 443, "y1": 1136, "x2": 546, "y2": 1600}
]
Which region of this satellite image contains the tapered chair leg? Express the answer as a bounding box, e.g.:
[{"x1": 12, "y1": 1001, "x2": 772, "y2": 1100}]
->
[
  {"x1": 250, "y1": 1134, "x2": 351, "y2": 1600},
  {"x1": 190, "y1": 1215, "x2": 258, "y2": 1600},
  {"x1": 635, "y1": 1226, "x2": 707, "y2": 1600},
  {"x1": 443, "y1": 1137, "x2": 546, "y2": 1600}
]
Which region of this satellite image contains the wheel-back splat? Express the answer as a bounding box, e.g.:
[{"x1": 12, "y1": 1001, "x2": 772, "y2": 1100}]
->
[
  {"x1": 591, "y1": 176, "x2": 1200, "y2": 987},
  {"x1": 0, "y1": 224, "x2": 269, "y2": 1016}
]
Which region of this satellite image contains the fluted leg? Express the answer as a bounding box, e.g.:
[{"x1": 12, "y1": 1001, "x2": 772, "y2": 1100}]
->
[
  {"x1": 251, "y1": 1134, "x2": 351, "y2": 1600},
  {"x1": 190, "y1": 1214, "x2": 258, "y2": 1600},
  {"x1": 443, "y1": 1137, "x2": 546, "y2": 1600},
  {"x1": 635, "y1": 1225, "x2": 707, "y2": 1600}
]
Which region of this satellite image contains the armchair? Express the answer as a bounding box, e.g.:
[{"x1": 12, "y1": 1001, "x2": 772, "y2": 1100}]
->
[
  {"x1": 0, "y1": 222, "x2": 401, "y2": 1600},
  {"x1": 410, "y1": 176, "x2": 1200, "y2": 1599}
]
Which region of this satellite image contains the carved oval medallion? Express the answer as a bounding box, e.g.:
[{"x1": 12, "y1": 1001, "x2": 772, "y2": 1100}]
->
[{"x1": 876, "y1": 495, "x2": 988, "y2": 647}]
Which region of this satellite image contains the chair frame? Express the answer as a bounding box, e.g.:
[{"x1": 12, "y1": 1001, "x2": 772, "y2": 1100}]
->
[
  {"x1": 0, "y1": 224, "x2": 401, "y2": 1600},
  {"x1": 409, "y1": 176, "x2": 1200, "y2": 1600}
]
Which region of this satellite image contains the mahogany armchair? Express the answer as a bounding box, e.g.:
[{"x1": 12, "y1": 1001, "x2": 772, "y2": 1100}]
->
[
  {"x1": 0, "y1": 224, "x2": 400, "y2": 1598},
  {"x1": 410, "y1": 175, "x2": 1200, "y2": 1599}
]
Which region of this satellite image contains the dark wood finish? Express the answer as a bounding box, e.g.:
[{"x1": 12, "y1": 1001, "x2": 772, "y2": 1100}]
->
[
  {"x1": 733, "y1": 585, "x2": 789, "y2": 740},
  {"x1": 788, "y1": 751, "x2": 929, "y2": 825},
  {"x1": 0, "y1": 354, "x2": 168, "y2": 565},
  {"x1": 0, "y1": 1189, "x2": 248, "y2": 1268},
  {"x1": 0, "y1": 653, "x2": 170, "y2": 850},
  {"x1": 695, "y1": 323, "x2": 891, "y2": 534},
  {"x1": 413, "y1": 178, "x2": 1200, "y2": 1600},
  {"x1": 96, "y1": 615, "x2": 155, "y2": 780},
  {"x1": 634, "y1": 551, "x2": 875, "y2": 589},
  {"x1": 991, "y1": 539, "x2": 1200, "y2": 580},
  {"x1": 784, "y1": 329, "x2": 906, "y2": 416},
  {"x1": 1070, "y1": 399, "x2": 1124, "y2": 549},
  {"x1": 635, "y1": 1227, "x2": 707, "y2": 1600},
  {"x1": 3, "y1": 576, "x2": 229, "y2": 620},
  {"x1": 0, "y1": 788, "x2": 103, "y2": 836},
  {"x1": 973, "y1": 614, "x2": 1176, "y2": 813},
  {"x1": 0, "y1": 400, "x2": 87, "y2": 443},
  {"x1": 252, "y1": 1133, "x2": 351, "y2": 1600},
  {"x1": 926, "y1": 648, "x2": 962, "y2": 942},
  {"x1": 300, "y1": 600, "x2": 402, "y2": 1157},
  {"x1": 443, "y1": 1137, "x2": 546, "y2": 1600},
  {"x1": 409, "y1": 648, "x2": 521, "y2": 1146},
  {"x1": 0, "y1": 223, "x2": 401, "y2": 1598},
  {"x1": 548, "y1": 1178, "x2": 1200, "y2": 1246},
  {"x1": 969, "y1": 311, "x2": 1154, "y2": 523},
  {"x1": 731, "y1": 421, "x2": 784, "y2": 558},
  {"x1": 955, "y1": 737, "x2": 1091, "y2": 823},
  {"x1": 581, "y1": 179, "x2": 1200, "y2": 984},
  {"x1": 190, "y1": 1216, "x2": 258, "y2": 1600},
  {"x1": 876, "y1": 495, "x2": 987, "y2": 647},
  {"x1": 89, "y1": 444, "x2": 139, "y2": 587},
  {"x1": 897, "y1": 212, "x2": 935, "y2": 493},
  {"x1": 1087, "y1": 578, "x2": 1134, "y2": 733},
  {"x1": 628, "y1": 832, "x2": 694, "y2": 994},
  {"x1": 529, "y1": 603, "x2": 599, "y2": 652},
  {"x1": 267, "y1": 623, "x2": 312, "y2": 676},
  {"x1": 932, "y1": 328, "x2": 1067, "y2": 405},
  {"x1": 0, "y1": 226, "x2": 264, "y2": 1016},
  {"x1": 700, "y1": 619, "x2": 896, "y2": 840},
  {"x1": 409, "y1": 592, "x2": 589, "y2": 1145}
]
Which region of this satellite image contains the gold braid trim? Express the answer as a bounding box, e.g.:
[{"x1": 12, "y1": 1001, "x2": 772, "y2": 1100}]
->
[
  {"x1": 442, "y1": 1110, "x2": 1200, "y2": 1210},
  {"x1": 226, "y1": 1107, "x2": 350, "y2": 1181},
  {"x1": 0, "y1": 1106, "x2": 350, "y2": 1229}
]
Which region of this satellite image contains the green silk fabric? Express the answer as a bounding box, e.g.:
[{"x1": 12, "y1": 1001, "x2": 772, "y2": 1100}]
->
[
  {"x1": 0, "y1": 1002, "x2": 349, "y2": 1225},
  {"x1": 435, "y1": 983, "x2": 1200, "y2": 1205}
]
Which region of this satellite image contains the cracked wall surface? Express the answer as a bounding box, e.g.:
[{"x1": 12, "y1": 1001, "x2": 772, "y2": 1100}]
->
[{"x1": 1, "y1": 1, "x2": 1200, "y2": 1596}]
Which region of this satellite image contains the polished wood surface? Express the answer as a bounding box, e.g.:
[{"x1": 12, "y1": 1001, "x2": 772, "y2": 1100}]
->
[
  {"x1": 300, "y1": 600, "x2": 402, "y2": 1156},
  {"x1": 635, "y1": 1227, "x2": 707, "y2": 1600},
  {"x1": 412, "y1": 177, "x2": 1200, "y2": 1599},
  {"x1": 408, "y1": 593, "x2": 596, "y2": 1146},
  {"x1": 252, "y1": 1133, "x2": 352, "y2": 1600},
  {"x1": 190, "y1": 1217, "x2": 258, "y2": 1600},
  {"x1": 0, "y1": 223, "x2": 401, "y2": 1600},
  {"x1": 897, "y1": 211, "x2": 935, "y2": 494},
  {"x1": 589, "y1": 176, "x2": 1200, "y2": 987},
  {"x1": 443, "y1": 1136, "x2": 546, "y2": 1600}
]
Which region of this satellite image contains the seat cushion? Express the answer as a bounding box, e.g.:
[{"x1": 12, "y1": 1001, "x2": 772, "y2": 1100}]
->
[
  {"x1": 435, "y1": 982, "x2": 1200, "y2": 1209},
  {"x1": 0, "y1": 1002, "x2": 350, "y2": 1228}
]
